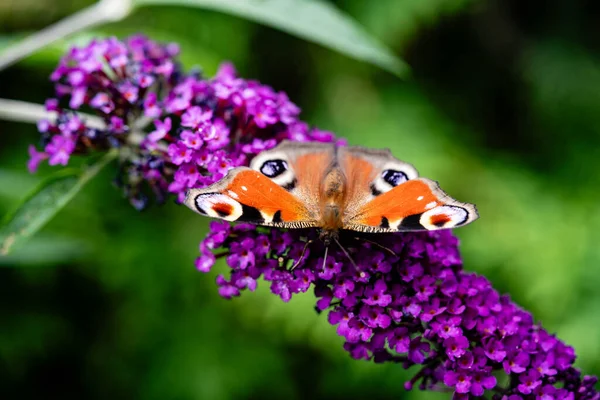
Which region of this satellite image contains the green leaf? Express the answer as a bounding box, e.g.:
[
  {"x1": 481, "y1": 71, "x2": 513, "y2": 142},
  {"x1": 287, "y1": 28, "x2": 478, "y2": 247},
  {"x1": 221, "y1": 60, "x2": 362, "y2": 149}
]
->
[
  {"x1": 0, "y1": 150, "x2": 117, "y2": 256},
  {"x1": 134, "y1": 0, "x2": 409, "y2": 77}
]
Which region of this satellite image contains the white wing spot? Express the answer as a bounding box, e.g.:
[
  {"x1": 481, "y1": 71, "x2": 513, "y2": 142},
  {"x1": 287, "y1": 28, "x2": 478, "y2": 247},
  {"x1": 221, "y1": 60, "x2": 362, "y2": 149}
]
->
[
  {"x1": 227, "y1": 190, "x2": 239, "y2": 199},
  {"x1": 241, "y1": 186, "x2": 248, "y2": 191},
  {"x1": 417, "y1": 196, "x2": 424, "y2": 201},
  {"x1": 425, "y1": 201, "x2": 437, "y2": 210}
]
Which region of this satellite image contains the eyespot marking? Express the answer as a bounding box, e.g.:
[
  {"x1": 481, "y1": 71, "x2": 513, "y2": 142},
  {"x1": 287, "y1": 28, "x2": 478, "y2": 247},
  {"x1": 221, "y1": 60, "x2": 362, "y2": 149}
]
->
[
  {"x1": 260, "y1": 159, "x2": 288, "y2": 178},
  {"x1": 430, "y1": 214, "x2": 451, "y2": 227},
  {"x1": 382, "y1": 169, "x2": 409, "y2": 187},
  {"x1": 420, "y1": 206, "x2": 469, "y2": 230},
  {"x1": 371, "y1": 167, "x2": 413, "y2": 196},
  {"x1": 194, "y1": 193, "x2": 243, "y2": 221},
  {"x1": 370, "y1": 183, "x2": 382, "y2": 196},
  {"x1": 283, "y1": 178, "x2": 297, "y2": 192},
  {"x1": 194, "y1": 197, "x2": 209, "y2": 215},
  {"x1": 251, "y1": 153, "x2": 295, "y2": 188},
  {"x1": 213, "y1": 203, "x2": 234, "y2": 217}
]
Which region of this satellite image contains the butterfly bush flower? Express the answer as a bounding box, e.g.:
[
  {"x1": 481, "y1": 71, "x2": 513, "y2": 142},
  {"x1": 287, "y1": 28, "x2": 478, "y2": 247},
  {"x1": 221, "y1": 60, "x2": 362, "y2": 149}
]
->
[
  {"x1": 29, "y1": 35, "x2": 598, "y2": 399},
  {"x1": 28, "y1": 35, "x2": 179, "y2": 208}
]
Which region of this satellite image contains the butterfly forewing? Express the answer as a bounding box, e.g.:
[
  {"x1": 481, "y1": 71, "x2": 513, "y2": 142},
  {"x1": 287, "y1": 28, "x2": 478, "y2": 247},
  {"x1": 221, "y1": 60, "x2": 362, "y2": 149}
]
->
[{"x1": 184, "y1": 167, "x2": 318, "y2": 228}]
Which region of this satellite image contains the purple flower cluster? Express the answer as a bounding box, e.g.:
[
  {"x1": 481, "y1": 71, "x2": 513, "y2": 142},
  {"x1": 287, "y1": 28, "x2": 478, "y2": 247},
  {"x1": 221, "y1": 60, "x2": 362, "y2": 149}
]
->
[
  {"x1": 199, "y1": 224, "x2": 599, "y2": 399},
  {"x1": 28, "y1": 35, "x2": 180, "y2": 207},
  {"x1": 29, "y1": 36, "x2": 178, "y2": 171},
  {"x1": 28, "y1": 35, "x2": 337, "y2": 208}
]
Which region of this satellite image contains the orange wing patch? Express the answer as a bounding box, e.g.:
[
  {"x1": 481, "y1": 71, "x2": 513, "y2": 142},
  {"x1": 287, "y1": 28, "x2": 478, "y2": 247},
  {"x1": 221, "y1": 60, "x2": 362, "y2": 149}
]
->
[
  {"x1": 354, "y1": 179, "x2": 439, "y2": 227},
  {"x1": 344, "y1": 178, "x2": 478, "y2": 232},
  {"x1": 293, "y1": 152, "x2": 335, "y2": 203},
  {"x1": 184, "y1": 168, "x2": 318, "y2": 228},
  {"x1": 341, "y1": 153, "x2": 378, "y2": 216},
  {"x1": 227, "y1": 169, "x2": 313, "y2": 223}
]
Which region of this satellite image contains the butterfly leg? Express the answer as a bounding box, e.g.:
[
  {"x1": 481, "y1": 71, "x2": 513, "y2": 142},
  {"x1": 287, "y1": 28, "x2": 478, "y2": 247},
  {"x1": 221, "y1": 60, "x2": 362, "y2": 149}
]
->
[
  {"x1": 290, "y1": 239, "x2": 314, "y2": 271},
  {"x1": 333, "y1": 237, "x2": 358, "y2": 270},
  {"x1": 353, "y1": 236, "x2": 397, "y2": 258}
]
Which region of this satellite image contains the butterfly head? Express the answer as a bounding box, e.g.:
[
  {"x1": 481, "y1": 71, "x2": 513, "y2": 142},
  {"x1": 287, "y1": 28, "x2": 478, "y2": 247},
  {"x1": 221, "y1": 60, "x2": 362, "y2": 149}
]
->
[{"x1": 318, "y1": 228, "x2": 339, "y2": 247}]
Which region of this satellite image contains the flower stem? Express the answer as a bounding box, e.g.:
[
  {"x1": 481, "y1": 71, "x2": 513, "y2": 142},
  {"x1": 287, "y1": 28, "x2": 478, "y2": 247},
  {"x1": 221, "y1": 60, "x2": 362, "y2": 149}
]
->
[
  {"x1": 0, "y1": 98, "x2": 104, "y2": 127},
  {"x1": 215, "y1": 251, "x2": 230, "y2": 259}
]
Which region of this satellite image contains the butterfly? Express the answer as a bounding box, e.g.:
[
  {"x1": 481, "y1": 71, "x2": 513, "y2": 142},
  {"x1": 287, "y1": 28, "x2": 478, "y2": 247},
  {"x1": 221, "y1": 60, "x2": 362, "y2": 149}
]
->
[{"x1": 183, "y1": 140, "x2": 478, "y2": 247}]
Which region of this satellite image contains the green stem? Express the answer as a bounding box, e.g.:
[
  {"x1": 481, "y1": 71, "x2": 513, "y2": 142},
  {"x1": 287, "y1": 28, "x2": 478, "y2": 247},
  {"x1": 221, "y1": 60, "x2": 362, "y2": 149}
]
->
[{"x1": 0, "y1": 98, "x2": 104, "y2": 127}]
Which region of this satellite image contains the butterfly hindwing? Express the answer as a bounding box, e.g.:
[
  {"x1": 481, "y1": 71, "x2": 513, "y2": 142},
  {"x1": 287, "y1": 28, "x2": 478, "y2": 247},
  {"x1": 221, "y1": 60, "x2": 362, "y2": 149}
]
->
[
  {"x1": 248, "y1": 140, "x2": 336, "y2": 223},
  {"x1": 344, "y1": 177, "x2": 478, "y2": 232},
  {"x1": 184, "y1": 167, "x2": 318, "y2": 228}
]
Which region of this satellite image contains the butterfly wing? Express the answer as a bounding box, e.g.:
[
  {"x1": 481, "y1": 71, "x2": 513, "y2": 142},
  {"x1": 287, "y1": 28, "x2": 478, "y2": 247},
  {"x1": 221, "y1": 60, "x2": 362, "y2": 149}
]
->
[
  {"x1": 340, "y1": 146, "x2": 478, "y2": 232},
  {"x1": 184, "y1": 140, "x2": 336, "y2": 228},
  {"x1": 185, "y1": 167, "x2": 317, "y2": 228}
]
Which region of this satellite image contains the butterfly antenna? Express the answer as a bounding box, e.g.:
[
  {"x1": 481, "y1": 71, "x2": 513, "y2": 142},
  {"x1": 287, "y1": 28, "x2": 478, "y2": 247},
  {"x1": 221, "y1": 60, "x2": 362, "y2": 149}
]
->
[
  {"x1": 334, "y1": 237, "x2": 358, "y2": 270},
  {"x1": 290, "y1": 239, "x2": 313, "y2": 271},
  {"x1": 353, "y1": 236, "x2": 397, "y2": 258}
]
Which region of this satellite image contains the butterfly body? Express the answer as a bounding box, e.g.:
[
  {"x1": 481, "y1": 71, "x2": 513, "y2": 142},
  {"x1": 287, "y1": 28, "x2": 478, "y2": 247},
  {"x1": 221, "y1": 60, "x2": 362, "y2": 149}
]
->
[
  {"x1": 184, "y1": 140, "x2": 478, "y2": 239},
  {"x1": 319, "y1": 161, "x2": 346, "y2": 234}
]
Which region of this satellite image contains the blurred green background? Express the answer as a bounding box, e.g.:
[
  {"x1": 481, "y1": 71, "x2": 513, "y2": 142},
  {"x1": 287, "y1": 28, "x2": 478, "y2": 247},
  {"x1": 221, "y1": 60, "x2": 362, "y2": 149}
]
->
[{"x1": 1, "y1": 0, "x2": 599, "y2": 399}]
